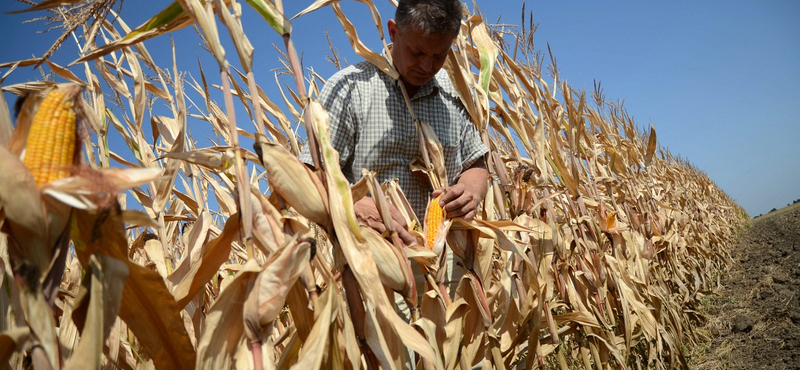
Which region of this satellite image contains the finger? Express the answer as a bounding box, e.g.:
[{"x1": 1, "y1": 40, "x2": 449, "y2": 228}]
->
[
  {"x1": 439, "y1": 186, "x2": 462, "y2": 204},
  {"x1": 395, "y1": 224, "x2": 416, "y2": 246},
  {"x1": 447, "y1": 197, "x2": 478, "y2": 219},
  {"x1": 462, "y1": 209, "x2": 477, "y2": 222},
  {"x1": 354, "y1": 197, "x2": 377, "y2": 221},
  {"x1": 361, "y1": 217, "x2": 387, "y2": 235},
  {"x1": 388, "y1": 204, "x2": 409, "y2": 229},
  {"x1": 447, "y1": 207, "x2": 468, "y2": 219},
  {"x1": 442, "y1": 193, "x2": 471, "y2": 213},
  {"x1": 390, "y1": 218, "x2": 413, "y2": 244}
]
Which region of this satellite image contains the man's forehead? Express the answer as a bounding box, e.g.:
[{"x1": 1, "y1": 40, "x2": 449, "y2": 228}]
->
[
  {"x1": 397, "y1": 22, "x2": 457, "y2": 38},
  {"x1": 397, "y1": 26, "x2": 455, "y2": 50}
]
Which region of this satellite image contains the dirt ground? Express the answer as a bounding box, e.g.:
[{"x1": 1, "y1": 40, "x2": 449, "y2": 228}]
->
[{"x1": 690, "y1": 204, "x2": 800, "y2": 369}]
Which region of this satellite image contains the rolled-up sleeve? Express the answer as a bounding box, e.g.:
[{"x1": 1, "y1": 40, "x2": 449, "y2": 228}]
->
[{"x1": 459, "y1": 121, "x2": 488, "y2": 172}]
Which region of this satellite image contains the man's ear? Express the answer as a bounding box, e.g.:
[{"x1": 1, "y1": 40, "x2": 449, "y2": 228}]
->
[{"x1": 387, "y1": 19, "x2": 397, "y2": 42}]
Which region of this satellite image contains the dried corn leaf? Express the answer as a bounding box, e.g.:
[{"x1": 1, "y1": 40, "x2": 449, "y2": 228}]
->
[
  {"x1": 0, "y1": 146, "x2": 50, "y2": 272},
  {"x1": 19, "y1": 286, "x2": 58, "y2": 369},
  {"x1": 288, "y1": 283, "x2": 334, "y2": 370},
  {"x1": 196, "y1": 259, "x2": 260, "y2": 369},
  {"x1": 0, "y1": 89, "x2": 11, "y2": 148},
  {"x1": 0, "y1": 328, "x2": 30, "y2": 368},
  {"x1": 173, "y1": 213, "x2": 241, "y2": 307},
  {"x1": 253, "y1": 236, "x2": 312, "y2": 327},
  {"x1": 644, "y1": 123, "x2": 657, "y2": 168},
  {"x1": 440, "y1": 297, "x2": 467, "y2": 370},
  {"x1": 328, "y1": 3, "x2": 398, "y2": 80},
  {"x1": 161, "y1": 148, "x2": 234, "y2": 170},
  {"x1": 45, "y1": 60, "x2": 85, "y2": 84},
  {"x1": 63, "y1": 255, "x2": 128, "y2": 370},
  {"x1": 6, "y1": 0, "x2": 83, "y2": 13},
  {"x1": 72, "y1": 208, "x2": 197, "y2": 369},
  {"x1": 214, "y1": 0, "x2": 254, "y2": 72}
]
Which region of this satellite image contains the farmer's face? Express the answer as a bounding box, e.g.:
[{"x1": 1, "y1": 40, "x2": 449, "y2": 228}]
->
[{"x1": 388, "y1": 19, "x2": 455, "y2": 89}]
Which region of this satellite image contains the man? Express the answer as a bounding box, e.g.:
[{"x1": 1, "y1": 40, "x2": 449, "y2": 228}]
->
[{"x1": 300, "y1": 0, "x2": 488, "y2": 246}]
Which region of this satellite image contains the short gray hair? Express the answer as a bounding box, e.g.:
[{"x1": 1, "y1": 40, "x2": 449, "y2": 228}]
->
[{"x1": 395, "y1": 0, "x2": 462, "y2": 37}]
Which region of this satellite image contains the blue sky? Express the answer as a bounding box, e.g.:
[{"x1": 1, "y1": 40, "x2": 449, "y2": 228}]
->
[{"x1": 1, "y1": 1, "x2": 798, "y2": 217}]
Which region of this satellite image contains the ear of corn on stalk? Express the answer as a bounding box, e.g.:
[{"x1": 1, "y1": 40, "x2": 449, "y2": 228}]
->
[
  {"x1": 424, "y1": 196, "x2": 444, "y2": 250},
  {"x1": 22, "y1": 86, "x2": 79, "y2": 187},
  {"x1": 253, "y1": 134, "x2": 331, "y2": 229},
  {"x1": 362, "y1": 225, "x2": 407, "y2": 292}
]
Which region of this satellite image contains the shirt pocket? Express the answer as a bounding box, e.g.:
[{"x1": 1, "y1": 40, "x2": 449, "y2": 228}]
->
[
  {"x1": 427, "y1": 130, "x2": 457, "y2": 186},
  {"x1": 426, "y1": 119, "x2": 462, "y2": 186}
]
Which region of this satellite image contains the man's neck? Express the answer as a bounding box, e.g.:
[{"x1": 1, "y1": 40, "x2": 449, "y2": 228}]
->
[{"x1": 402, "y1": 80, "x2": 420, "y2": 98}]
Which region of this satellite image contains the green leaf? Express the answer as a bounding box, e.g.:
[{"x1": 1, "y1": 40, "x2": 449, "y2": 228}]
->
[
  {"x1": 243, "y1": 0, "x2": 292, "y2": 35},
  {"x1": 126, "y1": 1, "x2": 187, "y2": 40},
  {"x1": 70, "y1": 2, "x2": 191, "y2": 65}
]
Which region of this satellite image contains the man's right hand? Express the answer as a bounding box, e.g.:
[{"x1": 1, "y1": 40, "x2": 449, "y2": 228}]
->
[{"x1": 353, "y1": 196, "x2": 416, "y2": 246}]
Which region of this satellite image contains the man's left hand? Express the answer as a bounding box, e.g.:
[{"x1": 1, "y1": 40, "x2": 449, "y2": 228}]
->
[
  {"x1": 433, "y1": 184, "x2": 481, "y2": 221},
  {"x1": 432, "y1": 157, "x2": 489, "y2": 222}
]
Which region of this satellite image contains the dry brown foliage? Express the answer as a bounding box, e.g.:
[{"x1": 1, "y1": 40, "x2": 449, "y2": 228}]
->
[{"x1": 0, "y1": 1, "x2": 748, "y2": 369}]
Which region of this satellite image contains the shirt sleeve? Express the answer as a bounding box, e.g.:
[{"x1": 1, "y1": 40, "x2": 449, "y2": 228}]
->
[
  {"x1": 459, "y1": 119, "x2": 489, "y2": 172},
  {"x1": 298, "y1": 70, "x2": 356, "y2": 171}
]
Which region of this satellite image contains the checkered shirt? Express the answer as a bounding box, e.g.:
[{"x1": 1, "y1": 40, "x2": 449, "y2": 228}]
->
[{"x1": 299, "y1": 60, "x2": 488, "y2": 218}]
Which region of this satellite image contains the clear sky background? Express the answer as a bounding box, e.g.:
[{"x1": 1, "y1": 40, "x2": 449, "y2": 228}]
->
[{"x1": 1, "y1": 1, "x2": 798, "y2": 217}]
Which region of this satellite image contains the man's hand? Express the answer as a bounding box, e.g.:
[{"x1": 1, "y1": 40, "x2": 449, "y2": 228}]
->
[
  {"x1": 433, "y1": 183, "x2": 482, "y2": 221},
  {"x1": 353, "y1": 196, "x2": 416, "y2": 246},
  {"x1": 433, "y1": 158, "x2": 489, "y2": 221}
]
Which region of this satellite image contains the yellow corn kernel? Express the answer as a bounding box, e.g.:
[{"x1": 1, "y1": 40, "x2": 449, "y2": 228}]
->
[
  {"x1": 22, "y1": 87, "x2": 78, "y2": 187},
  {"x1": 424, "y1": 196, "x2": 444, "y2": 249}
]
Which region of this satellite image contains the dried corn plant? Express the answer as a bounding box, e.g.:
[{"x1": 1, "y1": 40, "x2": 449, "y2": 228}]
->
[{"x1": 0, "y1": 1, "x2": 748, "y2": 370}]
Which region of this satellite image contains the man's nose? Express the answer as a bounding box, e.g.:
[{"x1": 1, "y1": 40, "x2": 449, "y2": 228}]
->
[{"x1": 419, "y1": 56, "x2": 433, "y2": 72}]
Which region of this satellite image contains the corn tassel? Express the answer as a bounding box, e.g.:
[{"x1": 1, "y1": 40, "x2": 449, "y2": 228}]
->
[
  {"x1": 23, "y1": 87, "x2": 78, "y2": 187},
  {"x1": 424, "y1": 196, "x2": 444, "y2": 250}
]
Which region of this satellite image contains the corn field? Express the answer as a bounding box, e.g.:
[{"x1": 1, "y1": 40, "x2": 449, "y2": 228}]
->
[{"x1": 0, "y1": 1, "x2": 748, "y2": 369}]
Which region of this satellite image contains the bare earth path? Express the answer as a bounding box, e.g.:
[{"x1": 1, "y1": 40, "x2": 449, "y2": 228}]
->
[{"x1": 691, "y1": 204, "x2": 800, "y2": 369}]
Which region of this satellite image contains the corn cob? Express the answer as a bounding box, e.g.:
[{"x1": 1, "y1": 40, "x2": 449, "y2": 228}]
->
[
  {"x1": 22, "y1": 87, "x2": 78, "y2": 187},
  {"x1": 253, "y1": 134, "x2": 330, "y2": 229},
  {"x1": 424, "y1": 196, "x2": 444, "y2": 249},
  {"x1": 362, "y1": 225, "x2": 407, "y2": 292}
]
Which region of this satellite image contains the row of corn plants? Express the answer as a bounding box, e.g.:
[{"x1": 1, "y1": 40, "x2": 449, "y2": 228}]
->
[{"x1": 0, "y1": 0, "x2": 748, "y2": 369}]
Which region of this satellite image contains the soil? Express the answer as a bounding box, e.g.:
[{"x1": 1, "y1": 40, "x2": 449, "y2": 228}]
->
[{"x1": 691, "y1": 204, "x2": 800, "y2": 369}]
